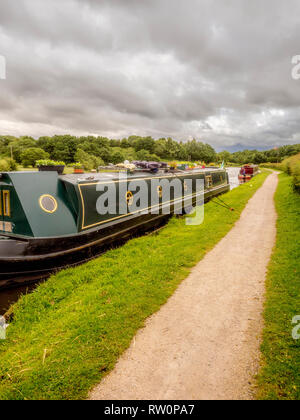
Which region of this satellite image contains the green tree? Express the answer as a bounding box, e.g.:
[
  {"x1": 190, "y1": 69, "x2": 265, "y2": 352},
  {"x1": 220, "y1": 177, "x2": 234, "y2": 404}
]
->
[
  {"x1": 20, "y1": 148, "x2": 50, "y2": 167},
  {"x1": 120, "y1": 138, "x2": 131, "y2": 148},
  {"x1": 110, "y1": 139, "x2": 121, "y2": 147},
  {"x1": 217, "y1": 151, "x2": 231, "y2": 164},
  {"x1": 50, "y1": 135, "x2": 78, "y2": 163},
  {"x1": 0, "y1": 135, "x2": 19, "y2": 156},
  {"x1": 177, "y1": 142, "x2": 189, "y2": 160},
  {"x1": 136, "y1": 149, "x2": 160, "y2": 161},
  {"x1": 185, "y1": 140, "x2": 216, "y2": 163},
  {"x1": 75, "y1": 149, "x2": 104, "y2": 171},
  {"x1": 0, "y1": 157, "x2": 18, "y2": 171},
  {"x1": 154, "y1": 138, "x2": 168, "y2": 158},
  {"x1": 10, "y1": 138, "x2": 37, "y2": 163},
  {"x1": 37, "y1": 136, "x2": 57, "y2": 157},
  {"x1": 134, "y1": 137, "x2": 155, "y2": 153},
  {"x1": 169, "y1": 138, "x2": 182, "y2": 159},
  {"x1": 110, "y1": 151, "x2": 125, "y2": 164}
]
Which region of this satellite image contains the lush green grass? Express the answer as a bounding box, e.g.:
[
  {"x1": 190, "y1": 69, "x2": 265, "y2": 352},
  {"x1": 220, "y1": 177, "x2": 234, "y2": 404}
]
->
[
  {"x1": 281, "y1": 154, "x2": 300, "y2": 193},
  {"x1": 256, "y1": 173, "x2": 300, "y2": 400},
  {"x1": 0, "y1": 172, "x2": 269, "y2": 400},
  {"x1": 261, "y1": 163, "x2": 283, "y2": 171}
]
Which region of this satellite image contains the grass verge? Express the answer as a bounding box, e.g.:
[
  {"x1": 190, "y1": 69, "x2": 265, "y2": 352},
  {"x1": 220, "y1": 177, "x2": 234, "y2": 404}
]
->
[
  {"x1": 256, "y1": 173, "x2": 300, "y2": 400},
  {"x1": 263, "y1": 154, "x2": 300, "y2": 192},
  {"x1": 0, "y1": 172, "x2": 268, "y2": 400}
]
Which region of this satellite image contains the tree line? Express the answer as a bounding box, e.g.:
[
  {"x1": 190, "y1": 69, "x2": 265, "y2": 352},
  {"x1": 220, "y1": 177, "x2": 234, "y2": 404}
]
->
[{"x1": 0, "y1": 134, "x2": 299, "y2": 170}]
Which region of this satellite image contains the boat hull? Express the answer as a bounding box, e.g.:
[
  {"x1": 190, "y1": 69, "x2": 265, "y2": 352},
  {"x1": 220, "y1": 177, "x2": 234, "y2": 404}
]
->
[
  {"x1": 0, "y1": 183, "x2": 229, "y2": 289},
  {"x1": 238, "y1": 174, "x2": 253, "y2": 181}
]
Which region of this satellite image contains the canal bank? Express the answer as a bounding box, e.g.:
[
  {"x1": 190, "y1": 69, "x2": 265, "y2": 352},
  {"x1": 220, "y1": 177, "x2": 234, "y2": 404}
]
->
[
  {"x1": 256, "y1": 173, "x2": 300, "y2": 400},
  {"x1": 0, "y1": 171, "x2": 268, "y2": 400}
]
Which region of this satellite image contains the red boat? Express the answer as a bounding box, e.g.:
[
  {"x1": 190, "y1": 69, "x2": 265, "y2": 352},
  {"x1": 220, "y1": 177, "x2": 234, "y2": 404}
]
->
[{"x1": 238, "y1": 165, "x2": 259, "y2": 182}]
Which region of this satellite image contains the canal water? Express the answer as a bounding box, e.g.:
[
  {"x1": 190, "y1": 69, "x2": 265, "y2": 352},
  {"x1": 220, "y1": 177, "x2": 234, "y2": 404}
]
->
[
  {"x1": 0, "y1": 167, "x2": 241, "y2": 316},
  {"x1": 227, "y1": 167, "x2": 241, "y2": 190}
]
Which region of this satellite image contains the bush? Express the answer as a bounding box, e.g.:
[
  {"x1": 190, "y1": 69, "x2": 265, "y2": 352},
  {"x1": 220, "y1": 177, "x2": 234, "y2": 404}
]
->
[
  {"x1": 20, "y1": 148, "x2": 50, "y2": 167},
  {"x1": 71, "y1": 162, "x2": 83, "y2": 169},
  {"x1": 280, "y1": 153, "x2": 300, "y2": 192},
  {"x1": 0, "y1": 157, "x2": 18, "y2": 172},
  {"x1": 36, "y1": 159, "x2": 66, "y2": 166},
  {"x1": 292, "y1": 162, "x2": 300, "y2": 192},
  {"x1": 136, "y1": 149, "x2": 160, "y2": 162},
  {"x1": 5, "y1": 158, "x2": 18, "y2": 171},
  {"x1": 0, "y1": 159, "x2": 10, "y2": 172}
]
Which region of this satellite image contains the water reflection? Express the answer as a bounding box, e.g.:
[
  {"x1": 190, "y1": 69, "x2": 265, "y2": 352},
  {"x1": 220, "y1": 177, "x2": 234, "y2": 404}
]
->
[{"x1": 227, "y1": 167, "x2": 241, "y2": 190}]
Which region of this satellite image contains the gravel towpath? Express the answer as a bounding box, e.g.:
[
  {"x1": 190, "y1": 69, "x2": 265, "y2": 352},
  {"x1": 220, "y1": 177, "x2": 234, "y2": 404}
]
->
[{"x1": 89, "y1": 173, "x2": 278, "y2": 400}]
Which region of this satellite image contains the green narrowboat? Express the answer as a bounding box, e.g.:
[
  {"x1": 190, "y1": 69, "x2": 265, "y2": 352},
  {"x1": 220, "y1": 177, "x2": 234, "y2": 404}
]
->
[{"x1": 0, "y1": 168, "x2": 230, "y2": 288}]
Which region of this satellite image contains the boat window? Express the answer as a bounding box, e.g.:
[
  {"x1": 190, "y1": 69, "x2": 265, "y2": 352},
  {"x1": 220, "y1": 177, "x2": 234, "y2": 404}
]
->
[
  {"x1": 39, "y1": 194, "x2": 58, "y2": 214},
  {"x1": 3, "y1": 191, "x2": 11, "y2": 217},
  {"x1": 205, "y1": 176, "x2": 213, "y2": 188}
]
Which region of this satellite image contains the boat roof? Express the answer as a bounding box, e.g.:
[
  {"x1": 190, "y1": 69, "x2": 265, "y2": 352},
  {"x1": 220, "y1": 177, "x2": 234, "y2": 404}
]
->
[{"x1": 60, "y1": 168, "x2": 226, "y2": 185}]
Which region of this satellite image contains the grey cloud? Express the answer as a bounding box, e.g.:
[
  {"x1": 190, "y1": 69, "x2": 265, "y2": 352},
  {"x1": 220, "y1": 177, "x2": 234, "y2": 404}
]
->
[{"x1": 0, "y1": 0, "x2": 300, "y2": 149}]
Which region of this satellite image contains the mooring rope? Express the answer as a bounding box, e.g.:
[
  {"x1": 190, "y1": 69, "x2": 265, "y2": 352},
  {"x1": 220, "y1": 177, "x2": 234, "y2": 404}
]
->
[{"x1": 211, "y1": 195, "x2": 235, "y2": 212}]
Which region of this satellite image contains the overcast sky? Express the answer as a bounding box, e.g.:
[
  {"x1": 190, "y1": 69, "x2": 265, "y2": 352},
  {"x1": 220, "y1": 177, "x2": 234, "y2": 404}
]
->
[{"x1": 0, "y1": 0, "x2": 300, "y2": 151}]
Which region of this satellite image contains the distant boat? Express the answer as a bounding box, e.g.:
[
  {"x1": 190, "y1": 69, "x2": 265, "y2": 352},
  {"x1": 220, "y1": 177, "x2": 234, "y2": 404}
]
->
[
  {"x1": 0, "y1": 166, "x2": 230, "y2": 288},
  {"x1": 238, "y1": 164, "x2": 259, "y2": 182}
]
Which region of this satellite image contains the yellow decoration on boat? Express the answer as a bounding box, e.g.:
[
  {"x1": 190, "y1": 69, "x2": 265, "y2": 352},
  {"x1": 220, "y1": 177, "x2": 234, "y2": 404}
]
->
[
  {"x1": 126, "y1": 191, "x2": 134, "y2": 206},
  {"x1": 39, "y1": 194, "x2": 58, "y2": 214}
]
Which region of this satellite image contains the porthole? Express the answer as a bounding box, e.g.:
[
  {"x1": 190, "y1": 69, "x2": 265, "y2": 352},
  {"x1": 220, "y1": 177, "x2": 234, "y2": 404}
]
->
[
  {"x1": 157, "y1": 186, "x2": 163, "y2": 198},
  {"x1": 39, "y1": 194, "x2": 58, "y2": 214},
  {"x1": 126, "y1": 191, "x2": 134, "y2": 206}
]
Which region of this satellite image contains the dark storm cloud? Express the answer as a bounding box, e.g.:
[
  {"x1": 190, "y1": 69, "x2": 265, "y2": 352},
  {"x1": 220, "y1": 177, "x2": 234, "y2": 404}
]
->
[{"x1": 0, "y1": 0, "x2": 300, "y2": 149}]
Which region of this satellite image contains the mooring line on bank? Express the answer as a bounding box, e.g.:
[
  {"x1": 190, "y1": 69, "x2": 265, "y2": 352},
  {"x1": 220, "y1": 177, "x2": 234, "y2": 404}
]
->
[{"x1": 211, "y1": 195, "x2": 235, "y2": 212}]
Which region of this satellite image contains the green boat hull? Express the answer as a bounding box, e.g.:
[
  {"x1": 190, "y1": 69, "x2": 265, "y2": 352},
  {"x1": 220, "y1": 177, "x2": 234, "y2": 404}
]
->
[{"x1": 0, "y1": 169, "x2": 230, "y2": 288}]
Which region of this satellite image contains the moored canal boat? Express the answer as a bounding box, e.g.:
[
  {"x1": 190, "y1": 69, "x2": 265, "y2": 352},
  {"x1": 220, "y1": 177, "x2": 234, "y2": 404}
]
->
[
  {"x1": 238, "y1": 164, "x2": 259, "y2": 182},
  {"x1": 0, "y1": 167, "x2": 230, "y2": 288}
]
